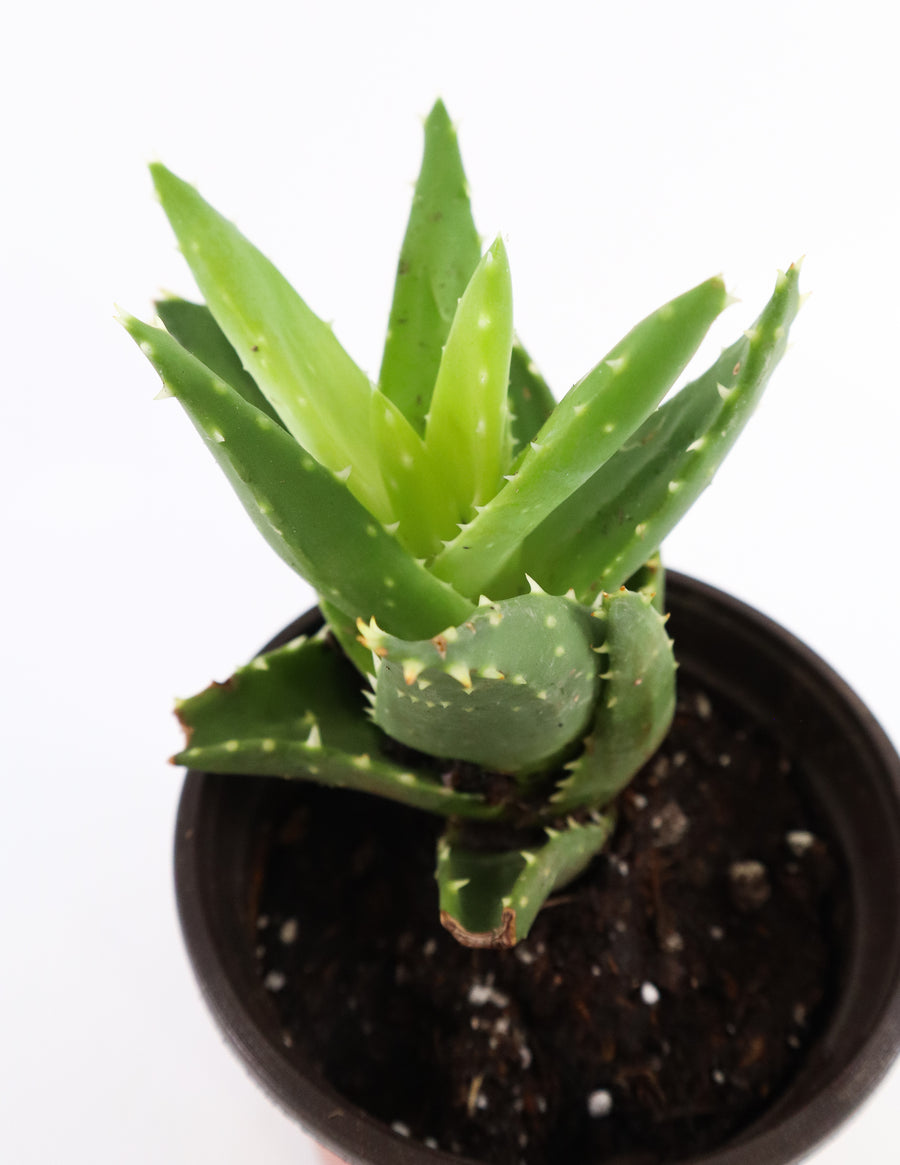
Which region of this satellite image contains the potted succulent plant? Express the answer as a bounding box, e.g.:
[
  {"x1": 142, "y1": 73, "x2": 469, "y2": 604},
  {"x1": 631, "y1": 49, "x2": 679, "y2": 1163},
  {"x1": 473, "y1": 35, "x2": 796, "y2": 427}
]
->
[{"x1": 125, "y1": 102, "x2": 900, "y2": 1165}]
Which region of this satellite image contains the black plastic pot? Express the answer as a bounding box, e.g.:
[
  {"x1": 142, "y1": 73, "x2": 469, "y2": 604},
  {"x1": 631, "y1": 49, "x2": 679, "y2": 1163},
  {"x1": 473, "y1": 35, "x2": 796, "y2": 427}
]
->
[{"x1": 174, "y1": 572, "x2": 900, "y2": 1165}]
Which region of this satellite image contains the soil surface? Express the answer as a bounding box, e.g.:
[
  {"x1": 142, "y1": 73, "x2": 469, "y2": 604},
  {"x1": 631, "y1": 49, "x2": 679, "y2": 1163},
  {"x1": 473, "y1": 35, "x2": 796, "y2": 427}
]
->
[{"x1": 254, "y1": 677, "x2": 843, "y2": 1164}]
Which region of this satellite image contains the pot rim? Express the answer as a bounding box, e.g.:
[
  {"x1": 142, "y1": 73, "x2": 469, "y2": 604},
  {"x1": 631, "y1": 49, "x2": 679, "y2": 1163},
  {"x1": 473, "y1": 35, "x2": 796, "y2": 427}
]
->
[{"x1": 174, "y1": 571, "x2": 900, "y2": 1165}]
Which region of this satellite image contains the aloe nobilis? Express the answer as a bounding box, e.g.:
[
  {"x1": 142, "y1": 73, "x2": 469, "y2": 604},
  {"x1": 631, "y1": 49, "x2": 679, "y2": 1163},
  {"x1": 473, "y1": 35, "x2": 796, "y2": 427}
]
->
[{"x1": 125, "y1": 100, "x2": 801, "y2": 948}]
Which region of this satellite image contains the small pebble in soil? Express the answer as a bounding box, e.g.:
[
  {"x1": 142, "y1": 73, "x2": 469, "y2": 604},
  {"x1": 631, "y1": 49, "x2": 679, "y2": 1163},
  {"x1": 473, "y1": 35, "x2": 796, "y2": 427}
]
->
[
  {"x1": 728, "y1": 859, "x2": 772, "y2": 911},
  {"x1": 787, "y1": 830, "x2": 816, "y2": 856},
  {"x1": 587, "y1": 1089, "x2": 614, "y2": 1118},
  {"x1": 264, "y1": 969, "x2": 286, "y2": 992},
  {"x1": 653, "y1": 756, "x2": 671, "y2": 780},
  {"x1": 391, "y1": 1121, "x2": 411, "y2": 1138},
  {"x1": 279, "y1": 918, "x2": 298, "y2": 944},
  {"x1": 651, "y1": 801, "x2": 690, "y2": 847},
  {"x1": 641, "y1": 982, "x2": 661, "y2": 1005},
  {"x1": 468, "y1": 980, "x2": 511, "y2": 1008}
]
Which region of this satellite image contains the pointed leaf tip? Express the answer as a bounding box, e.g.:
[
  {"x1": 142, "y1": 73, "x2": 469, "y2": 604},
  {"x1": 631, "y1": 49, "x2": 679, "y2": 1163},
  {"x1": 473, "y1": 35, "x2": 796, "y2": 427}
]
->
[
  {"x1": 148, "y1": 161, "x2": 179, "y2": 201},
  {"x1": 427, "y1": 97, "x2": 451, "y2": 126},
  {"x1": 487, "y1": 234, "x2": 509, "y2": 264}
]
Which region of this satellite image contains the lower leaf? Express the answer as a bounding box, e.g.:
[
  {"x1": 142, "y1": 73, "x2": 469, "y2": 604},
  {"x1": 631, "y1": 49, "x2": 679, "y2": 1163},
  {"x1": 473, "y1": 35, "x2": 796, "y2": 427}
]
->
[
  {"x1": 173, "y1": 634, "x2": 500, "y2": 819},
  {"x1": 436, "y1": 814, "x2": 615, "y2": 948}
]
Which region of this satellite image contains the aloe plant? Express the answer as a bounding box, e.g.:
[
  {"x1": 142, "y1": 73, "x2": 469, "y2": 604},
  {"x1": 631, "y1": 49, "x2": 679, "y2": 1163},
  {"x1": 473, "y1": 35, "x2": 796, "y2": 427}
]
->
[{"x1": 125, "y1": 100, "x2": 801, "y2": 947}]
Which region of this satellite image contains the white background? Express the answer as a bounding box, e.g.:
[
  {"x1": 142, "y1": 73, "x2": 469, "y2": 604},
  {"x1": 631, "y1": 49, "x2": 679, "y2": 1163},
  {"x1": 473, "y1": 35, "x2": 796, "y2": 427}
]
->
[{"x1": 2, "y1": 2, "x2": 898, "y2": 1162}]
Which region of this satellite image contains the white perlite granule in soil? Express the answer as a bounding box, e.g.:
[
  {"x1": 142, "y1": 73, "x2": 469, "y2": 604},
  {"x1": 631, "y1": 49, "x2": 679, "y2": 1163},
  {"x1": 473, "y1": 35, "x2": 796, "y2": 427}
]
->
[
  {"x1": 587, "y1": 1089, "x2": 614, "y2": 1118},
  {"x1": 279, "y1": 918, "x2": 298, "y2": 944},
  {"x1": 640, "y1": 981, "x2": 661, "y2": 1005}
]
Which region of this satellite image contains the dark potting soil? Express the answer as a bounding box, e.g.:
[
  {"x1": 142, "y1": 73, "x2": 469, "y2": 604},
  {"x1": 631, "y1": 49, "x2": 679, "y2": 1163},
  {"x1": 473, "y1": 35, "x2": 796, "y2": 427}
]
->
[{"x1": 253, "y1": 677, "x2": 844, "y2": 1165}]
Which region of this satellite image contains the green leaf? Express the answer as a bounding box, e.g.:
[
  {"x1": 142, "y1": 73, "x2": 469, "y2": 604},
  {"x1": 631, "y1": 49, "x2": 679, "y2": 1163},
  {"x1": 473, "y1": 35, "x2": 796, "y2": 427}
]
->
[
  {"x1": 370, "y1": 390, "x2": 461, "y2": 558},
  {"x1": 430, "y1": 275, "x2": 729, "y2": 600},
  {"x1": 436, "y1": 814, "x2": 615, "y2": 948},
  {"x1": 318, "y1": 597, "x2": 376, "y2": 678},
  {"x1": 508, "y1": 339, "x2": 556, "y2": 457},
  {"x1": 522, "y1": 340, "x2": 743, "y2": 599},
  {"x1": 624, "y1": 553, "x2": 666, "y2": 614},
  {"x1": 548, "y1": 589, "x2": 676, "y2": 814},
  {"x1": 425, "y1": 236, "x2": 515, "y2": 516},
  {"x1": 523, "y1": 265, "x2": 802, "y2": 600},
  {"x1": 123, "y1": 315, "x2": 473, "y2": 639},
  {"x1": 361, "y1": 592, "x2": 599, "y2": 778},
  {"x1": 150, "y1": 163, "x2": 391, "y2": 522},
  {"x1": 155, "y1": 297, "x2": 286, "y2": 429},
  {"x1": 378, "y1": 99, "x2": 483, "y2": 434},
  {"x1": 174, "y1": 635, "x2": 500, "y2": 819}
]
